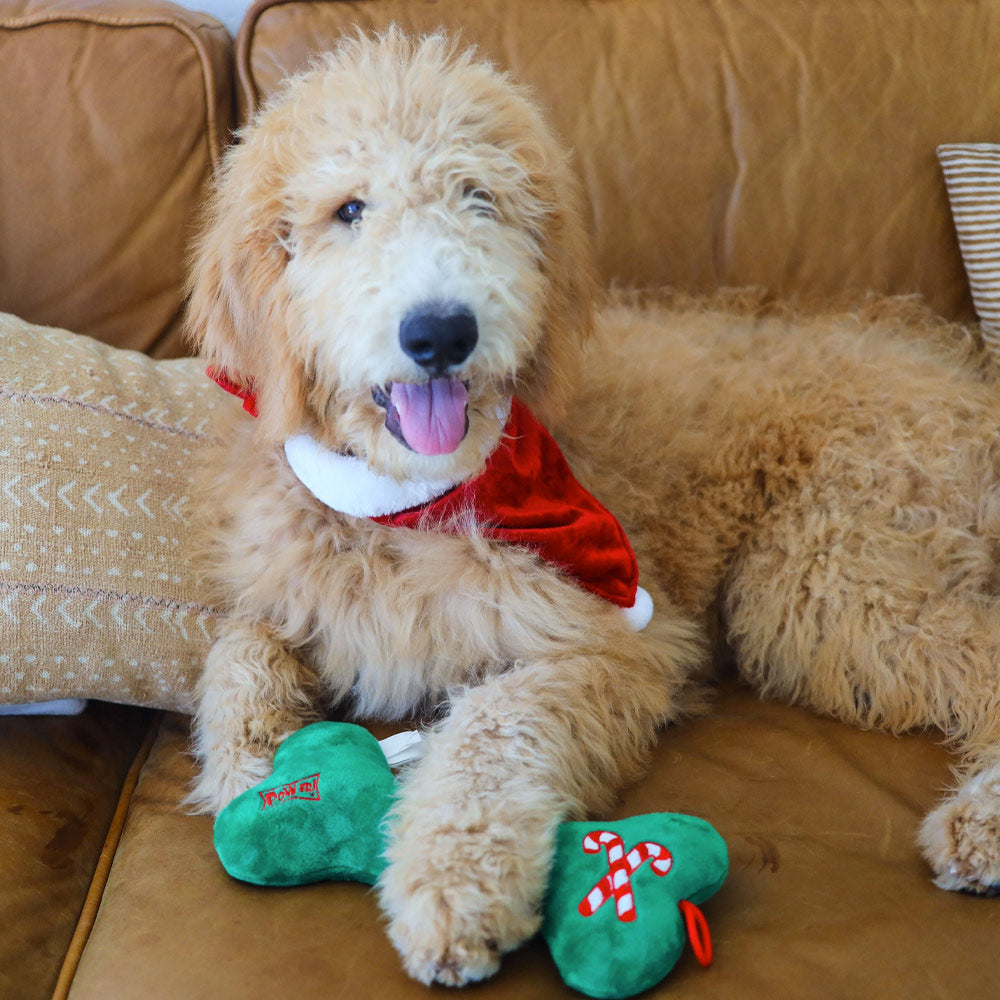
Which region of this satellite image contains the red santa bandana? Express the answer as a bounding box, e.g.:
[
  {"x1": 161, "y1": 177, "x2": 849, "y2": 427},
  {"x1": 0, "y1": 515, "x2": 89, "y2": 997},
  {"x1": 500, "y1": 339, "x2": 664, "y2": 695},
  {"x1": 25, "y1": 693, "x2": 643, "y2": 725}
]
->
[
  {"x1": 373, "y1": 400, "x2": 641, "y2": 607},
  {"x1": 208, "y1": 371, "x2": 652, "y2": 628}
]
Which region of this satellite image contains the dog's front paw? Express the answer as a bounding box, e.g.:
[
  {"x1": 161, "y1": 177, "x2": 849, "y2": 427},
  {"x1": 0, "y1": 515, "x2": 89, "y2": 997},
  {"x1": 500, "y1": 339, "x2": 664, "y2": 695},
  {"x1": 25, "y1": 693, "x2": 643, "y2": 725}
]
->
[
  {"x1": 379, "y1": 823, "x2": 547, "y2": 986},
  {"x1": 919, "y1": 766, "x2": 1000, "y2": 895},
  {"x1": 185, "y1": 744, "x2": 276, "y2": 815},
  {"x1": 384, "y1": 899, "x2": 506, "y2": 988}
]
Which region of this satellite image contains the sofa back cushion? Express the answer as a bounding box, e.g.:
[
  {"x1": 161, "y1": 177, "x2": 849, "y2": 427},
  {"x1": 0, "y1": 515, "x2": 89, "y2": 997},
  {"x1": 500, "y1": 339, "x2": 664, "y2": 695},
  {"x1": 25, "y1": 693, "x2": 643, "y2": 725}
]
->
[
  {"x1": 237, "y1": 0, "x2": 1000, "y2": 321},
  {"x1": 0, "y1": 0, "x2": 235, "y2": 357}
]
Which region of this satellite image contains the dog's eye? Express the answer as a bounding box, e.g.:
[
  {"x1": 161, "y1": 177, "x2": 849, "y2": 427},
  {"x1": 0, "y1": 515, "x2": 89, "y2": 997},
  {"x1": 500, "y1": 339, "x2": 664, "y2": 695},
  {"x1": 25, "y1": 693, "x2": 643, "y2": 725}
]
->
[{"x1": 335, "y1": 199, "x2": 366, "y2": 224}]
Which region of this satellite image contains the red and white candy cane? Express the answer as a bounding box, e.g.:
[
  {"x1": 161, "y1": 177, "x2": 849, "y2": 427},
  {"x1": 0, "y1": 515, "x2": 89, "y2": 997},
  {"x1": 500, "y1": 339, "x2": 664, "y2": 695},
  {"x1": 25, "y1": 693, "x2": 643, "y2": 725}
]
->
[{"x1": 577, "y1": 830, "x2": 673, "y2": 922}]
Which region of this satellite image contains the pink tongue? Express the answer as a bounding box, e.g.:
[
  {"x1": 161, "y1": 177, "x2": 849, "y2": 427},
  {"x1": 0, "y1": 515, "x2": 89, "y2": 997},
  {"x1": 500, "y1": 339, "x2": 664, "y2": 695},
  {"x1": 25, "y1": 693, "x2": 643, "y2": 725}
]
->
[{"x1": 390, "y1": 378, "x2": 469, "y2": 455}]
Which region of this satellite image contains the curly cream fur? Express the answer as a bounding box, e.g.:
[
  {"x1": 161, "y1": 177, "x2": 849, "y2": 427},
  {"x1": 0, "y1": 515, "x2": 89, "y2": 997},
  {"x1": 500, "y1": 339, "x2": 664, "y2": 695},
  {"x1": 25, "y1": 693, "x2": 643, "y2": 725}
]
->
[{"x1": 187, "y1": 29, "x2": 1000, "y2": 986}]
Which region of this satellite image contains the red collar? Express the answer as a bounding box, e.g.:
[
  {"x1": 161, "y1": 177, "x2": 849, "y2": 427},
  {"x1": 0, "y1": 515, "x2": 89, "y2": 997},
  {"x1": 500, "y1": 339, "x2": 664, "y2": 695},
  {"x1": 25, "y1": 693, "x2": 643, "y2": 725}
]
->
[{"x1": 208, "y1": 367, "x2": 258, "y2": 417}]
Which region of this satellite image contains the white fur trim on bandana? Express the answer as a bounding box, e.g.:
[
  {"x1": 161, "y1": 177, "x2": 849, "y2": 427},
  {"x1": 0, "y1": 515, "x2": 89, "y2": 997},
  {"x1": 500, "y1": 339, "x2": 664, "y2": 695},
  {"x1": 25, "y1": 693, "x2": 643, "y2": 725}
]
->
[{"x1": 283, "y1": 434, "x2": 459, "y2": 518}]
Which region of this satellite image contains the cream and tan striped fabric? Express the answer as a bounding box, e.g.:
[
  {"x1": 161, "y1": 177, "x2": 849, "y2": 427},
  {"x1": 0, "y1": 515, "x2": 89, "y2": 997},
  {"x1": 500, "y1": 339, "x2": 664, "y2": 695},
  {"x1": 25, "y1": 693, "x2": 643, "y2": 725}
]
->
[
  {"x1": 938, "y1": 143, "x2": 1000, "y2": 352},
  {"x1": 0, "y1": 313, "x2": 225, "y2": 712}
]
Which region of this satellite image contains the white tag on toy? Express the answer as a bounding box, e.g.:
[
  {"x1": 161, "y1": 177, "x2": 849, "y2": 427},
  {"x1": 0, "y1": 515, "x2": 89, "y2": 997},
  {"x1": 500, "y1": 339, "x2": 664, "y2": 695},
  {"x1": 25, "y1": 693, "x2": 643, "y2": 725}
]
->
[{"x1": 378, "y1": 730, "x2": 424, "y2": 767}]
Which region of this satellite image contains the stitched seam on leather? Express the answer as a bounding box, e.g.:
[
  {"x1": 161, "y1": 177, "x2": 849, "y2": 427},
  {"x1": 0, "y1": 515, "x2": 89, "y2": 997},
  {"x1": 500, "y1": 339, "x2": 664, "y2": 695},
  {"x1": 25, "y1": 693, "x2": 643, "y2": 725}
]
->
[
  {"x1": 49, "y1": 711, "x2": 165, "y2": 1000},
  {"x1": 234, "y1": 0, "x2": 267, "y2": 119},
  {"x1": 236, "y1": 0, "x2": 322, "y2": 122},
  {"x1": 0, "y1": 14, "x2": 228, "y2": 173}
]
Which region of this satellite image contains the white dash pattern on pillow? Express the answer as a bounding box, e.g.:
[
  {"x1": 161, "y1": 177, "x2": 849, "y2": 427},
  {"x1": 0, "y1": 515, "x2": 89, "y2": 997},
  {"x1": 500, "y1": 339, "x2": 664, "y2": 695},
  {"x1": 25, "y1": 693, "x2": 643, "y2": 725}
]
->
[{"x1": 938, "y1": 143, "x2": 1000, "y2": 353}]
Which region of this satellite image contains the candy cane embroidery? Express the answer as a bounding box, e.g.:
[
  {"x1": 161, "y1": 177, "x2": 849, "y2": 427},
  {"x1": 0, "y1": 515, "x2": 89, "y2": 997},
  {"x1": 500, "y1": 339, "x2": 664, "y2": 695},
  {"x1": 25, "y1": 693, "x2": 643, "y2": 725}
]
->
[{"x1": 577, "y1": 830, "x2": 673, "y2": 922}]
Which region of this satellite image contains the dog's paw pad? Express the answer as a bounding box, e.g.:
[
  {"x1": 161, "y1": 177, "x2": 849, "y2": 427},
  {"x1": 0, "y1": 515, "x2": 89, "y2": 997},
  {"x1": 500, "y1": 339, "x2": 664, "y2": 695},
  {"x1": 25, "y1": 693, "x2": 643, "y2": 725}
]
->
[
  {"x1": 383, "y1": 863, "x2": 540, "y2": 987},
  {"x1": 920, "y1": 780, "x2": 1000, "y2": 894},
  {"x1": 403, "y1": 939, "x2": 501, "y2": 987}
]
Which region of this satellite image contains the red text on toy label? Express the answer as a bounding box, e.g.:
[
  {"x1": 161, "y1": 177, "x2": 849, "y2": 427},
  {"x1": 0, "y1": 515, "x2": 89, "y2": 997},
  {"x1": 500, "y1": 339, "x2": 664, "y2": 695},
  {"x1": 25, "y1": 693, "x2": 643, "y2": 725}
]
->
[
  {"x1": 577, "y1": 830, "x2": 672, "y2": 922},
  {"x1": 258, "y1": 773, "x2": 321, "y2": 809}
]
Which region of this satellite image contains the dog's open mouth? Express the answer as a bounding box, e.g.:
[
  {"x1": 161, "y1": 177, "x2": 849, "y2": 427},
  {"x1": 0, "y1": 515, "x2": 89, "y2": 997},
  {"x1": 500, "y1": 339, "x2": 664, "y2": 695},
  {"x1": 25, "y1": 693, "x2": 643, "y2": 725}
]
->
[{"x1": 372, "y1": 378, "x2": 470, "y2": 455}]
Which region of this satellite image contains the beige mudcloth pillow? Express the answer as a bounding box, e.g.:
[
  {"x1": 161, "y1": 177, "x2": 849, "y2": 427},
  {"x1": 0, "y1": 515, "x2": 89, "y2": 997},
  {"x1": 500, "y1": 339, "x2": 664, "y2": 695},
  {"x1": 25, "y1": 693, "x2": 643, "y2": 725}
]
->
[{"x1": 0, "y1": 313, "x2": 224, "y2": 712}]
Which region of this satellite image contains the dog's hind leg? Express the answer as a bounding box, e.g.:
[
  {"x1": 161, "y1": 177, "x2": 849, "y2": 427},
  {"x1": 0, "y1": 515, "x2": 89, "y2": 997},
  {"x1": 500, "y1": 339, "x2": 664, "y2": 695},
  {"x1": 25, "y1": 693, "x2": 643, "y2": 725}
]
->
[
  {"x1": 378, "y1": 603, "x2": 703, "y2": 986},
  {"x1": 187, "y1": 619, "x2": 320, "y2": 814},
  {"x1": 724, "y1": 495, "x2": 1000, "y2": 892},
  {"x1": 910, "y1": 599, "x2": 1000, "y2": 894}
]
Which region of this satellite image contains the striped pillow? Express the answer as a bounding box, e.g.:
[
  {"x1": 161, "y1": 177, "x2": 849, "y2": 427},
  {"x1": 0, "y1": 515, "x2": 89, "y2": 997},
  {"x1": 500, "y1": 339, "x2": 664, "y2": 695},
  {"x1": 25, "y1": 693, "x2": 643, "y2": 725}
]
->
[{"x1": 938, "y1": 143, "x2": 1000, "y2": 352}]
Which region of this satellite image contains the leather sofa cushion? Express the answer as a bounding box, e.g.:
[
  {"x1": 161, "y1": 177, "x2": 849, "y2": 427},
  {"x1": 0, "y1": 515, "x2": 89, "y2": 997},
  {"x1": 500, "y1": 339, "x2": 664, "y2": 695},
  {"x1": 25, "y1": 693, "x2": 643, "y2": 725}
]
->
[
  {"x1": 0, "y1": 0, "x2": 235, "y2": 357},
  {"x1": 0, "y1": 702, "x2": 156, "y2": 1000},
  {"x1": 64, "y1": 685, "x2": 999, "y2": 999},
  {"x1": 237, "y1": 0, "x2": 1000, "y2": 321}
]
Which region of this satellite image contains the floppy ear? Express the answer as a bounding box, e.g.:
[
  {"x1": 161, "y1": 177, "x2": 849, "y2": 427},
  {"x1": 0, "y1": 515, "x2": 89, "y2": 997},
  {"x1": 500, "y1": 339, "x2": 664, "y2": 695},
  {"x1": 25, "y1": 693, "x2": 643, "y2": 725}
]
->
[
  {"x1": 184, "y1": 115, "x2": 306, "y2": 437},
  {"x1": 515, "y1": 138, "x2": 597, "y2": 430}
]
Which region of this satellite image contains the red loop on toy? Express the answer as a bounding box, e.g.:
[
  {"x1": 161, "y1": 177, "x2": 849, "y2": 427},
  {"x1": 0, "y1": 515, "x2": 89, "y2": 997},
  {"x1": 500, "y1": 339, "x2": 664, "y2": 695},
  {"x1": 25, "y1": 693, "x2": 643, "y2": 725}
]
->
[{"x1": 678, "y1": 899, "x2": 713, "y2": 967}]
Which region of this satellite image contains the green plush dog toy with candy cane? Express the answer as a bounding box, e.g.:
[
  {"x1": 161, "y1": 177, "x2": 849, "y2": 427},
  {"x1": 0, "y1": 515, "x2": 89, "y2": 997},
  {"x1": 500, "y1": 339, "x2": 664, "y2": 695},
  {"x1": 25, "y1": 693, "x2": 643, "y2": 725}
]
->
[
  {"x1": 213, "y1": 721, "x2": 728, "y2": 999},
  {"x1": 542, "y1": 814, "x2": 728, "y2": 998}
]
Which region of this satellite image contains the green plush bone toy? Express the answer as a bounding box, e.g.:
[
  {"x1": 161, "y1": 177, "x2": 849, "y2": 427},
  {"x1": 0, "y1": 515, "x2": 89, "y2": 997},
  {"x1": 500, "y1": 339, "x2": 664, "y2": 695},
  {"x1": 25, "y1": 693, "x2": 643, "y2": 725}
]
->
[
  {"x1": 213, "y1": 722, "x2": 395, "y2": 886},
  {"x1": 214, "y1": 722, "x2": 728, "y2": 998},
  {"x1": 542, "y1": 814, "x2": 728, "y2": 998}
]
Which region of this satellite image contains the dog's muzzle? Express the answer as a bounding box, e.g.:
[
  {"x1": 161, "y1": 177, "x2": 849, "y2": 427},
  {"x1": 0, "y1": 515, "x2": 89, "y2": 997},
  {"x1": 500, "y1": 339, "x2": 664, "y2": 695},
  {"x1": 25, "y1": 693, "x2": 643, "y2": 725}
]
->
[{"x1": 371, "y1": 304, "x2": 478, "y2": 455}]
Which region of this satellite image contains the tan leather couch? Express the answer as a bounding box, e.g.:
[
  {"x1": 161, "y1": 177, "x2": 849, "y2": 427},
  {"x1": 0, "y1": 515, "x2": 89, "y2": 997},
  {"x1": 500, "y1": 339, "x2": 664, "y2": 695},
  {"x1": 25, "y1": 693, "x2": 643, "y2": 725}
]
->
[{"x1": 2, "y1": 0, "x2": 998, "y2": 997}]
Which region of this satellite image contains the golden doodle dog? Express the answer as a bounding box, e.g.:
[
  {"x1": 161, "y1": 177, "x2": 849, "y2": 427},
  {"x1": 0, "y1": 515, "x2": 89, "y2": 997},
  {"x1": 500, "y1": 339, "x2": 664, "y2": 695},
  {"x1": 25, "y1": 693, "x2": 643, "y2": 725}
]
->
[{"x1": 186, "y1": 28, "x2": 1000, "y2": 986}]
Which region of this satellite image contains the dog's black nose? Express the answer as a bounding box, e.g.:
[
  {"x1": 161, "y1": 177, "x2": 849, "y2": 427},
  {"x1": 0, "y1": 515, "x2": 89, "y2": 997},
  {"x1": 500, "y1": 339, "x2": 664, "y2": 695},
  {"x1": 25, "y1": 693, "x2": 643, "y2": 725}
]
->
[{"x1": 399, "y1": 305, "x2": 478, "y2": 372}]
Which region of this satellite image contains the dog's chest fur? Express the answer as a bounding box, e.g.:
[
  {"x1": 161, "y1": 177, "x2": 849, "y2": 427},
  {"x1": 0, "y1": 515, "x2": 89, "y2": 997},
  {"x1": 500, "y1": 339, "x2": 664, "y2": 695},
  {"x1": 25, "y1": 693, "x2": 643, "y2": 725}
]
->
[{"x1": 201, "y1": 427, "x2": 629, "y2": 718}]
